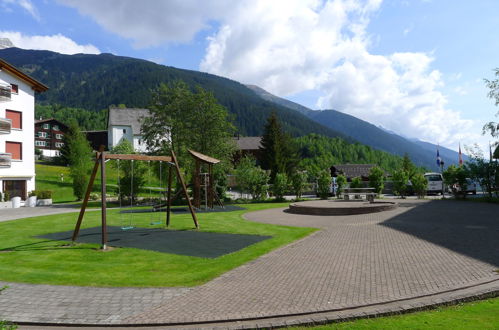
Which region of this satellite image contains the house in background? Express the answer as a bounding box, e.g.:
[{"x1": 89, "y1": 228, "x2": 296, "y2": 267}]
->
[
  {"x1": 107, "y1": 107, "x2": 150, "y2": 152},
  {"x1": 35, "y1": 118, "x2": 68, "y2": 158},
  {"x1": 0, "y1": 58, "x2": 48, "y2": 200},
  {"x1": 232, "y1": 136, "x2": 262, "y2": 163},
  {"x1": 330, "y1": 164, "x2": 376, "y2": 181}
]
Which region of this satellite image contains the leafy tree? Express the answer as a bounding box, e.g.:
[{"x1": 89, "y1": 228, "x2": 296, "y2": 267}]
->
[
  {"x1": 65, "y1": 122, "x2": 93, "y2": 200},
  {"x1": 402, "y1": 153, "x2": 417, "y2": 179},
  {"x1": 111, "y1": 139, "x2": 146, "y2": 202},
  {"x1": 36, "y1": 104, "x2": 107, "y2": 131},
  {"x1": 335, "y1": 174, "x2": 347, "y2": 197},
  {"x1": 317, "y1": 170, "x2": 331, "y2": 200},
  {"x1": 443, "y1": 165, "x2": 468, "y2": 199},
  {"x1": 272, "y1": 173, "x2": 288, "y2": 201},
  {"x1": 465, "y1": 146, "x2": 499, "y2": 198},
  {"x1": 392, "y1": 170, "x2": 409, "y2": 198},
  {"x1": 142, "y1": 80, "x2": 236, "y2": 182},
  {"x1": 368, "y1": 166, "x2": 385, "y2": 196},
  {"x1": 411, "y1": 173, "x2": 428, "y2": 199},
  {"x1": 259, "y1": 113, "x2": 299, "y2": 182},
  {"x1": 291, "y1": 171, "x2": 308, "y2": 200},
  {"x1": 350, "y1": 177, "x2": 363, "y2": 188},
  {"x1": 234, "y1": 156, "x2": 269, "y2": 200}
]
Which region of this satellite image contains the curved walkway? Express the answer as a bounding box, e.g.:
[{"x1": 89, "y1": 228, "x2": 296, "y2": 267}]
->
[{"x1": 1, "y1": 199, "x2": 498, "y2": 328}]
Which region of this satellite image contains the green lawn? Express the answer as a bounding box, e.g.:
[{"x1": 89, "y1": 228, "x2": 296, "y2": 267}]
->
[
  {"x1": 0, "y1": 203, "x2": 314, "y2": 287},
  {"x1": 291, "y1": 297, "x2": 499, "y2": 329}
]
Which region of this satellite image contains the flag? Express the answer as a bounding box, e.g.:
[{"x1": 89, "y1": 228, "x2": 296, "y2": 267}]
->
[
  {"x1": 458, "y1": 143, "x2": 463, "y2": 166},
  {"x1": 436, "y1": 147, "x2": 441, "y2": 167}
]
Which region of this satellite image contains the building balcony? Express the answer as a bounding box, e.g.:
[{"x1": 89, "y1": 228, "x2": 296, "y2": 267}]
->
[
  {"x1": 0, "y1": 83, "x2": 11, "y2": 102},
  {"x1": 0, "y1": 153, "x2": 11, "y2": 167},
  {"x1": 0, "y1": 117, "x2": 11, "y2": 134}
]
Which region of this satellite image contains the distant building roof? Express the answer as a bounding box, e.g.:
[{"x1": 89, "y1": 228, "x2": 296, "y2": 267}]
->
[
  {"x1": 233, "y1": 136, "x2": 262, "y2": 151},
  {"x1": 107, "y1": 107, "x2": 150, "y2": 135},
  {"x1": 331, "y1": 164, "x2": 376, "y2": 179},
  {"x1": 35, "y1": 118, "x2": 68, "y2": 130}
]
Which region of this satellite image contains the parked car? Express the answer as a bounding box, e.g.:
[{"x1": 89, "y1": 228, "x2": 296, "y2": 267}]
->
[
  {"x1": 450, "y1": 178, "x2": 477, "y2": 195},
  {"x1": 424, "y1": 172, "x2": 444, "y2": 195}
]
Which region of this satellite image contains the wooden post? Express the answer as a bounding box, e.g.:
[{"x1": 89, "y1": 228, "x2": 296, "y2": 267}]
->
[
  {"x1": 171, "y1": 150, "x2": 199, "y2": 229},
  {"x1": 101, "y1": 150, "x2": 108, "y2": 249},
  {"x1": 166, "y1": 165, "x2": 173, "y2": 227},
  {"x1": 208, "y1": 164, "x2": 214, "y2": 209},
  {"x1": 72, "y1": 146, "x2": 104, "y2": 242},
  {"x1": 193, "y1": 159, "x2": 201, "y2": 208}
]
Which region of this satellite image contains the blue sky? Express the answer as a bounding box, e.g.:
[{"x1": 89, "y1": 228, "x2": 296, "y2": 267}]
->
[{"x1": 1, "y1": 0, "x2": 497, "y2": 152}]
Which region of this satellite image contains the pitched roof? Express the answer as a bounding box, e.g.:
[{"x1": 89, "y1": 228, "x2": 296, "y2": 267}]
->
[
  {"x1": 233, "y1": 136, "x2": 262, "y2": 151},
  {"x1": 107, "y1": 107, "x2": 150, "y2": 135},
  {"x1": 0, "y1": 58, "x2": 48, "y2": 92},
  {"x1": 331, "y1": 164, "x2": 376, "y2": 179},
  {"x1": 35, "y1": 118, "x2": 68, "y2": 129},
  {"x1": 188, "y1": 149, "x2": 220, "y2": 164}
]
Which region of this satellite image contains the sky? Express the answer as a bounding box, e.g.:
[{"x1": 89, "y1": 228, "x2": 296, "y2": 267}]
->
[{"x1": 1, "y1": 0, "x2": 498, "y2": 153}]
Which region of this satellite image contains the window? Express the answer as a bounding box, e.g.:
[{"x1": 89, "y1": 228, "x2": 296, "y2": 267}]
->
[
  {"x1": 45, "y1": 142, "x2": 51, "y2": 148},
  {"x1": 56, "y1": 133, "x2": 63, "y2": 139},
  {"x1": 10, "y1": 84, "x2": 18, "y2": 94},
  {"x1": 5, "y1": 110, "x2": 22, "y2": 129},
  {"x1": 6, "y1": 141, "x2": 22, "y2": 160},
  {"x1": 53, "y1": 125, "x2": 59, "y2": 131},
  {"x1": 43, "y1": 123, "x2": 50, "y2": 129},
  {"x1": 55, "y1": 142, "x2": 64, "y2": 148},
  {"x1": 123, "y1": 129, "x2": 127, "y2": 133},
  {"x1": 35, "y1": 141, "x2": 46, "y2": 147},
  {"x1": 38, "y1": 132, "x2": 47, "y2": 138}
]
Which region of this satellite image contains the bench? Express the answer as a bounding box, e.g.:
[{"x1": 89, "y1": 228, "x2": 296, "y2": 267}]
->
[{"x1": 343, "y1": 188, "x2": 376, "y2": 202}]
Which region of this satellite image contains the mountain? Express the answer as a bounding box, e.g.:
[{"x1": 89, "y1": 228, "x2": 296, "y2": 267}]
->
[
  {"x1": 0, "y1": 48, "x2": 347, "y2": 140},
  {"x1": 247, "y1": 85, "x2": 463, "y2": 169}
]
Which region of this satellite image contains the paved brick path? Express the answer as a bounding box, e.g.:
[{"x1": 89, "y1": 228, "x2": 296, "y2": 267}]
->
[{"x1": 1, "y1": 199, "x2": 498, "y2": 327}]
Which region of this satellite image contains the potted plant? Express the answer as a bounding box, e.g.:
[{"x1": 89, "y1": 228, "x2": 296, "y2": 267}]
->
[
  {"x1": 27, "y1": 190, "x2": 38, "y2": 207},
  {"x1": 36, "y1": 190, "x2": 53, "y2": 206}
]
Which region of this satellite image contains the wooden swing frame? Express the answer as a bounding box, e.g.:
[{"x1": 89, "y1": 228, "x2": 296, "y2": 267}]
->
[{"x1": 71, "y1": 146, "x2": 199, "y2": 249}]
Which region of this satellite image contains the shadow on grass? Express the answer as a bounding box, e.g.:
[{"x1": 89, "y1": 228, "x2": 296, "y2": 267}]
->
[
  {"x1": 380, "y1": 200, "x2": 499, "y2": 267},
  {"x1": 0, "y1": 239, "x2": 94, "y2": 252}
]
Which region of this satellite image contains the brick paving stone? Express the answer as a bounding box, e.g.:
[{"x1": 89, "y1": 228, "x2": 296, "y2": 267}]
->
[{"x1": 1, "y1": 199, "x2": 498, "y2": 327}]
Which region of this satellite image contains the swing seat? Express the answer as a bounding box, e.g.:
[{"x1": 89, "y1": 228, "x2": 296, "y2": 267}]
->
[{"x1": 121, "y1": 225, "x2": 135, "y2": 230}]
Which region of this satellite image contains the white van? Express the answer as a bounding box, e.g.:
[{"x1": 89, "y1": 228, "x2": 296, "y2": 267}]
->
[{"x1": 424, "y1": 172, "x2": 444, "y2": 195}]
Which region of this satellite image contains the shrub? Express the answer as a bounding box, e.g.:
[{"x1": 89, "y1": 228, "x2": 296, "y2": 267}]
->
[
  {"x1": 368, "y1": 166, "x2": 385, "y2": 196},
  {"x1": 317, "y1": 170, "x2": 331, "y2": 199},
  {"x1": 291, "y1": 171, "x2": 308, "y2": 200},
  {"x1": 350, "y1": 176, "x2": 363, "y2": 188},
  {"x1": 28, "y1": 190, "x2": 37, "y2": 197},
  {"x1": 335, "y1": 174, "x2": 347, "y2": 197},
  {"x1": 272, "y1": 173, "x2": 288, "y2": 201},
  {"x1": 443, "y1": 165, "x2": 468, "y2": 198},
  {"x1": 411, "y1": 173, "x2": 428, "y2": 198},
  {"x1": 0, "y1": 192, "x2": 2, "y2": 202},
  {"x1": 4, "y1": 191, "x2": 10, "y2": 201},
  {"x1": 392, "y1": 170, "x2": 409, "y2": 198},
  {"x1": 37, "y1": 190, "x2": 53, "y2": 199}
]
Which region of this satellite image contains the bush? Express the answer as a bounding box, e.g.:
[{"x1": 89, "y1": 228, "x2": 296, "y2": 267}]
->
[
  {"x1": 411, "y1": 173, "x2": 428, "y2": 198},
  {"x1": 4, "y1": 191, "x2": 10, "y2": 202},
  {"x1": 291, "y1": 171, "x2": 308, "y2": 199},
  {"x1": 350, "y1": 176, "x2": 363, "y2": 188},
  {"x1": 443, "y1": 165, "x2": 468, "y2": 198},
  {"x1": 368, "y1": 166, "x2": 385, "y2": 196},
  {"x1": 37, "y1": 190, "x2": 53, "y2": 199},
  {"x1": 28, "y1": 190, "x2": 37, "y2": 197},
  {"x1": 317, "y1": 170, "x2": 331, "y2": 199},
  {"x1": 392, "y1": 170, "x2": 409, "y2": 198},
  {"x1": 335, "y1": 174, "x2": 347, "y2": 197},
  {"x1": 234, "y1": 156, "x2": 270, "y2": 200},
  {"x1": 272, "y1": 173, "x2": 288, "y2": 201}
]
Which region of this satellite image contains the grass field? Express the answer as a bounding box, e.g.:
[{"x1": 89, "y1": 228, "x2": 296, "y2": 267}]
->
[
  {"x1": 0, "y1": 203, "x2": 314, "y2": 287},
  {"x1": 292, "y1": 297, "x2": 499, "y2": 329}
]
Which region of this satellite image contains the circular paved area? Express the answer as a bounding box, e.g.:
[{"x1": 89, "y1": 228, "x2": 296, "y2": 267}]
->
[
  {"x1": 1, "y1": 199, "x2": 498, "y2": 328},
  {"x1": 288, "y1": 199, "x2": 397, "y2": 215}
]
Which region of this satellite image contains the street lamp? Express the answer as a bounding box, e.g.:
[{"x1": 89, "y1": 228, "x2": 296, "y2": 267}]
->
[{"x1": 440, "y1": 160, "x2": 445, "y2": 196}]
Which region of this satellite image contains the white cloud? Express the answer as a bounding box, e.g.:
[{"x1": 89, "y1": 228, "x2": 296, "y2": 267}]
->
[
  {"x1": 0, "y1": 0, "x2": 39, "y2": 20},
  {"x1": 0, "y1": 31, "x2": 100, "y2": 54},
  {"x1": 57, "y1": 0, "x2": 232, "y2": 48}
]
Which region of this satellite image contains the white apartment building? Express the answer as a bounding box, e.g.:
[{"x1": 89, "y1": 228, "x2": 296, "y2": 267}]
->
[{"x1": 0, "y1": 59, "x2": 48, "y2": 200}]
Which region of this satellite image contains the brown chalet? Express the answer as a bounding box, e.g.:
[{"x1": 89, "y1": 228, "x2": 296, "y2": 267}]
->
[
  {"x1": 330, "y1": 164, "x2": 376, "y2": 181},
  {"x1": 35, "y1": 118, "x2": 68, "y2": 158},
  {"x1": 233, "y1": 136, "x2": 262, "y2": 163}
]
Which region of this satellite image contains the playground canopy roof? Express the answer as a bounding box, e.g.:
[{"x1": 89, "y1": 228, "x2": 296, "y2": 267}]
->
[{"x1": 188, "y1": 149, "x2": 220, "y2": 164}]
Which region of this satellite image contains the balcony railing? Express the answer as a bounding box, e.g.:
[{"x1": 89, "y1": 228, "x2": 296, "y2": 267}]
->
[
  {"x1": 0, "y1": 153, "x2": 12, "y2": 167},
  {"x1": 0, "y1": 83, "x2": 11, "y2": 102},
  {"x1": 0, "y1": 117, "x2": 11, "y2": 134}
]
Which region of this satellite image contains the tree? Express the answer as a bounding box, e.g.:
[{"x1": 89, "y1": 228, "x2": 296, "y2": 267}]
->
[
  {"x1": 402, "y1": 153, "x2": 416, "y2": 179},
  {"x1": 392, "y1": 170, "x2": 409, "y2": 198},
  {"x1": 465, "y1": 145, "x2": 499, "y2": 198},
  {"x1": 65, "y1": 122, "x2": 93, "y2": 200},
  {"x1": 484, "y1": 68, "x2": 499, "y2": 153},
  {"x1": 259, "y1": 113, "x2": 299, "y2": 182},
  {"x1": 142, "y1": 81, "x2": 236, "y2": 183},
  {"x1": 350, "y1": 177, "x2": 363, "y2": 188},
  {"x1": 368, "y1": 166, "x2": 385, "y2": 196},
  {"x1": 411, "y1": 173, "x2": 428, "y2": 199},
  {"x1": 317, "y1": 170, "x2": 331, "y2": 200},
  {"x1": 443, "y1": 165, "x2": 468, "y2": 199},
  {"x1": 335, "y1": 174, "x2": 347, "y2": 197},
  {"x1": 291, "y1": 171, "x2": 308, "y2": 200},
  {"x1": 111, "y1": 139, "x2": 146, "y2": 202},
  {"x1": 272, "y1": 173, "x2": 288, "y2": 201},
  {"x1": 234, "y1": 156, "x2": 269, "y2": 200}
]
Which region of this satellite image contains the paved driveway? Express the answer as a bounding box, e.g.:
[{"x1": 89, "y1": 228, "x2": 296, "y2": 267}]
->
[{"x1": 1, "y1": 199, "x2": 498, "y2": 328}]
